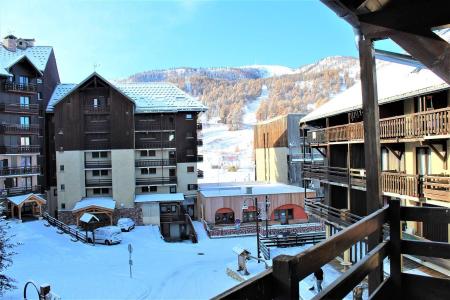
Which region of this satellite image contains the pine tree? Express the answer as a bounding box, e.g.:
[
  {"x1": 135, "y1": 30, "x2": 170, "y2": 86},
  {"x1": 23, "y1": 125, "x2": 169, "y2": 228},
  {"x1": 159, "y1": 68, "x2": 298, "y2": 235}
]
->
[{"x1": 0, "y1": 204, "x2": 16, "y2": 295}]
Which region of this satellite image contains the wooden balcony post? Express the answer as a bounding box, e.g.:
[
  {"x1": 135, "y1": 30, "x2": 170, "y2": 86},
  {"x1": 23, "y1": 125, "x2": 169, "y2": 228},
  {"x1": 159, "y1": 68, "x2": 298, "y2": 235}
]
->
[
  {"x1": 389, "y1": 199, "x2": 401, "y2": 299},
  {"x1": 272, "y1": 254, "x2": 298, "y2": 300},
  {"x1": 359, "y1": 35, "x2": 383, "y2": 294}
]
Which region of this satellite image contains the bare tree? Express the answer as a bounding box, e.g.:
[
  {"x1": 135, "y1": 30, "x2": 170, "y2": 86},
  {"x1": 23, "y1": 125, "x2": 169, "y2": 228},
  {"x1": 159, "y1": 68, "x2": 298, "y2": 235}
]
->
[{"x1": 0, "y1": 203, "x2": 16, "y2": 295}]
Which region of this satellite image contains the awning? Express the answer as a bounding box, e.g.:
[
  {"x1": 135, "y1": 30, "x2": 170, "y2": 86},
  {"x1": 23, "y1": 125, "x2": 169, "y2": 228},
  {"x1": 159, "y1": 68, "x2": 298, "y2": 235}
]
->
[
  {"x1": 135, "y1": 193, "x2": 185, "y2": 203},
  {"x1": 216, "y1": 208, "x2": 234, "y2": 214},
  {"x1": 79, "y1": 212, "x2": 100, "y2": 224},
  {"x1": 6, "y1": 193, "x2": 46, "y2": 206},
  {"x1": 72, "y1": 197, "x2": 116, "y2": 213}
]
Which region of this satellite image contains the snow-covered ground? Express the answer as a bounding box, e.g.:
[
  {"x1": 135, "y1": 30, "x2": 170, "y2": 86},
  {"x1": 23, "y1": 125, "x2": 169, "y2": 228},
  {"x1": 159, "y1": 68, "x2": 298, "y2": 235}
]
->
[
  {"x1": 198, "y1": 85, "x2": 268, "y2": 183},
  {"x1": 5, "y1": 220, "x2": 365, "y2": 299}
]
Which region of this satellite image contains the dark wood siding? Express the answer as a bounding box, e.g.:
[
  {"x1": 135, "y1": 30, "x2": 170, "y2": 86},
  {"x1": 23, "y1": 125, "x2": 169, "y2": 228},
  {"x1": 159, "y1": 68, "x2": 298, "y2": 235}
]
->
[{"x1": 175, "y1": 112, "x2": 198, "y2": 163}]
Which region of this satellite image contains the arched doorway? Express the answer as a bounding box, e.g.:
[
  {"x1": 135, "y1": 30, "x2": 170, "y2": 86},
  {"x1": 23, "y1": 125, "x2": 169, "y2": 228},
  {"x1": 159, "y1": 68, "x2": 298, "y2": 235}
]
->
[
  {"x1": 271, "y1": 204, "x2": 307, "y2": 224},
  {"x1": 215, "y1": 208, "x2": 235, "y2": 225}
]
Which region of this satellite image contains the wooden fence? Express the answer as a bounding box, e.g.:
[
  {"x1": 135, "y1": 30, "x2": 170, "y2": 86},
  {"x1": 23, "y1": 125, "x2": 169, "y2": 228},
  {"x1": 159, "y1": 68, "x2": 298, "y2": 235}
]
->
[{"x1": 42, "y1": 212, "x2": 89, "y2": 243}]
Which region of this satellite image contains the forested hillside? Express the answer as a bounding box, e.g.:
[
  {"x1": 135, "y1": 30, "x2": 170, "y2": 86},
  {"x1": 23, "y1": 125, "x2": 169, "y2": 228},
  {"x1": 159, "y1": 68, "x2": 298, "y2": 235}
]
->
[{"x1": 120, "y1": 56, "x2": 360, "y2": 129}]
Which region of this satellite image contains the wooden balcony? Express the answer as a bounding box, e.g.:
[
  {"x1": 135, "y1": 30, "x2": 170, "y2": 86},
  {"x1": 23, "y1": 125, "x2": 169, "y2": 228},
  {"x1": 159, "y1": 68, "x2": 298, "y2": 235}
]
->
[
  {"x1": 0, "y1": 145, "x2": 40, "y2": 154},
  {"x1": 83, "y1": 105, "x2": 110, "y2": 114},
  {"x1": 135, "y1": 159, "x2": 176, "y2": 167},
  {"x1": 0, "y1": 103, "x2": 39, "y2": 114},
  {"x1": 135, "y1": 123, "x2": 175, "y2": 131},
  {"x1": 4, "y1": 82, "x2": 37, "y2": 94},
  {"x1": 214, "y1": 201, "x2": 450, "y2": 300},
  {"x1": 0, "y1": 166, "x2": 41, "y2": 177},
  {"x1": 0, "y1": 124, "x2": 40, "y2": 135},
  {"x1": 423, "y1": 175, "x2": 450, "y2": 202},
  {"x1": 84, "y1": 123, "x2": 111, "y2": 133},
  {"x1": 307, "y1": 107, "x2": 450, "y2": 144},
  {"x1": 381, "y1": 172, "x2": 420, "y2": 198}
]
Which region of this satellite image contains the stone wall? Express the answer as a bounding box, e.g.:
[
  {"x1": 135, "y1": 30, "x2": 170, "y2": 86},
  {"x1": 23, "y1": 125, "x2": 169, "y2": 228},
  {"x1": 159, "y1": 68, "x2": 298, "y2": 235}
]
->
[
  {"x1": 113, "y1": 207, "x2": 143, "y2": 225},
  {"x1": 57, "y1": 210, "x2": 77, "y2": 225}
]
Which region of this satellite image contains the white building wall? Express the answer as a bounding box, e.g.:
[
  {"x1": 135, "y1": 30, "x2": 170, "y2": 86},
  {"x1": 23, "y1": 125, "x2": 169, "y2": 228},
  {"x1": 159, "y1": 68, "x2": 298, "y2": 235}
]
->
[
  {"x1": 176, "y1": 162, "x2": 197, "y2": 196},
  {"x1": 140, "y1": 202, "x2": 160, "y2": 225},
  {"x1": 56, "y1": 151, "x2": 85, "y2": 210},
  {"x1": 111, "y1": 149, "x2": 135, "y2": 208}
]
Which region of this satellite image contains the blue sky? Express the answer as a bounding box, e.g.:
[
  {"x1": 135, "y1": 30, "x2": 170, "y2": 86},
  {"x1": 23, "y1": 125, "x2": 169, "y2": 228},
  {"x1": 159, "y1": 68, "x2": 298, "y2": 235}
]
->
[{"x1": 1, "y1": 0, "x2": 401, "y2": 82}]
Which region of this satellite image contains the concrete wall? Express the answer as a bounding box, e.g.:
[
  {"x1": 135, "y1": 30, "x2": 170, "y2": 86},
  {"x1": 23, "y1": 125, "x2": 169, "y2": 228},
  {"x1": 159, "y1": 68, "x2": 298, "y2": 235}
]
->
[
  {"x1": 56, "y1": 151, "x2": 85, "y2": 210},
  {"x1": 255, "y1": 147, "x2": 289, "y2": 184},
  {"x1": 176, "y1": 162, "x2": 197, "y2": 196},
  {"x1": 111, "y1": 149, "x2": 135, "y2": 208},
  {"x1": 139, "y1": 202, "x2": 160, "y2": 225}
]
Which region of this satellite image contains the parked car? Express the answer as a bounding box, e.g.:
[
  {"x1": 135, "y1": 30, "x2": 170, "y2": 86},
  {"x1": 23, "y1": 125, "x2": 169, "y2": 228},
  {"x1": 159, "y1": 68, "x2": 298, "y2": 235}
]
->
[
  {"x1": 87, "y1": 226, "x2": 122, "y2": 245},
  {"x1": 117, "y1": 218, "x2": 135, "y2": 232}
]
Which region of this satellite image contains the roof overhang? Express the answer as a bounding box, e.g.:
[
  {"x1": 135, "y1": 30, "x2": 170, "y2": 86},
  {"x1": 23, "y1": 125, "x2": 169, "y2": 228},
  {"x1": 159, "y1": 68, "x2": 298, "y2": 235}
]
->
[
  {"x1": 72, "y1": 197, "x2": 116, "y2": 213},
  {"x1": 6, "y1": 193, "x2": 46, "y2": 206},
  {"x1": 5, "y1": 55, "x2": 43, "y2": 77}
]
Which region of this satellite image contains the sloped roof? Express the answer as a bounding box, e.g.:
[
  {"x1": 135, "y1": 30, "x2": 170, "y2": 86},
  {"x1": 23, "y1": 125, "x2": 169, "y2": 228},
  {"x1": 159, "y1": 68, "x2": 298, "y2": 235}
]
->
[
  {"x1": 72, "y1": 197, "x2": 116, "y2": 212},
  {"x1": 134, "y1": 193, "x2": 185, "y2": 203},
  {"x1": 0, "y1": 45, "x2": 52, "y2": 76},
  {"x1": 47, "y1": 73, "x2": 207, "y2": 113},
  {"x1": 7, "y1": 193, "x2": 46, "y2": 206},
  {"x1": 301, "y1": 60, "x2": 449, "y2": 123}
]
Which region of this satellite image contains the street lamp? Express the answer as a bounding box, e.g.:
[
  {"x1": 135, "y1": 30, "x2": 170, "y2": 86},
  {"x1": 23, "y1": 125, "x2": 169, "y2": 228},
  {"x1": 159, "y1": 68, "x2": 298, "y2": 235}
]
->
[{"x1": 264, "y1": 195, "x2": 270, "y2": 238}]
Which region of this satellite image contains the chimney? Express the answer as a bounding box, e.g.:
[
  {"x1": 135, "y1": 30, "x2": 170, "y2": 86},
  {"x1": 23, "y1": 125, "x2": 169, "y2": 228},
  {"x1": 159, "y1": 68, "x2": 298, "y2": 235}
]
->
[{"x1": 3, "y1": 35, "x2": 17, "y2": 51}]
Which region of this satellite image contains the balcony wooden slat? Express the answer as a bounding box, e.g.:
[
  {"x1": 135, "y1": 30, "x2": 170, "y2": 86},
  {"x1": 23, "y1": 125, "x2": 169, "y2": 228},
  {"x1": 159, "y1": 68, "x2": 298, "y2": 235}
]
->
[
  {"x1": 400, "y1": 206, "x2": 450, "y2": 224},
  {"x1": 401, "y1": 240, "x2": 450, "y2": 259},
  {"x1": 401, "y1": 273, "x2": 450, "y2": 300}
]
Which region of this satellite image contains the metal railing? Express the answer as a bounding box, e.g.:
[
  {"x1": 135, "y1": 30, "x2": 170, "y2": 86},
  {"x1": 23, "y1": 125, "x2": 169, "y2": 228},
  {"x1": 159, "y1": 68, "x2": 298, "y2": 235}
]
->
[
  {"x1": 0, "y1": 185, "x2": 41, "y2": 196},
  {"x1": 85, "y1": 178, "x2": 112, "y2": 187},
  {"x1": 135, "y1": 176, "x2": 177, "y2": 185},
  {"x1": 0, "y1": 145, "x2": 40, "y2": 154},
  {"x1": 0, "y1": 123, "x2": 40, "y2": 135},
  {"x1": 0, "y1": 166, "x2": 41, "y2": 176},
  {"x1": 135, "y1": 141, "x2": 176, "y2": 149},
  {"x1": 84, "y1": 160, "x2": 112, "y2": 169},
  {"x1": 135, "y1": 159, "x2": 176, "y2": 167},
  {"x1": 4, "y1": 82, "x2": 37, "y2": 93}
]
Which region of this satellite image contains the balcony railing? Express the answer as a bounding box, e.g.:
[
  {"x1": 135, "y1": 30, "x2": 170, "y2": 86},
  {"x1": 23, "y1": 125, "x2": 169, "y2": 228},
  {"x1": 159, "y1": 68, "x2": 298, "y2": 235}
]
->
[
  {"x1": 423, "y1": 175, "x2": 450, "y2": 202},
  {"x1": 303, "y1": 164, "x2": 348, "y2": 184},
  {"x1": 0, "y1": 124, "x2": 40, "y2": 135},
  {"x1": 84, "y1": 142, "x2": 111, "y2": 150},
  {"x1": 4, "y1": 82, "x2": 37, "y2": 93},
  {"x1": 84, "y1": 160, "x2": 112, "y2": 169},
  {"x1": 198, "y1": 169, "x2": 204, "y2": 178},
  {"x1": 135, "y1": 141, "x2": 176, "y2": 149},
  {"x1": 214, "y1": 201, "x2": 450, "y2": 300},
  {"x1": 0, "y1": 145, "x2": 40, "y2": 154},
  {"x1": 83, "y1": 105, "x2": 110, "y2": 114},
  {"x1": 307, "y1": 107, "x2": 450, "y2": 143},
  {"x1": 381, "y1": 171, "x2": 420, "y2": 198},
  {"x1": 197, "y1": 123, "x2": 203, "y2": 130},
  {"x1": 197, "y1": 155, "x2": 203, "y2": 162},
  {"x1": 0, "y1": 166, "x2": 41, "y2": 177},
  {"x1": 85, "y1": 178, "x2": 112, "y2": 187},
  {"x1": 135, "y1": 159, "x2": 176, "y2": 167},
  {"x1": 0, "y1": 103, "x2": 39, "y2": 114},
  {"x1": 135, "y1": 123, "x2": 175, "y2": 131},
  {"x1": 84, "y1": 124, "x2": 111, "y2": 133},
  {"x1": 291, "y1": 153, "x2": 324, "y2": 161},
  {"x1": 135, "y1": 176, "x2": 177, "y2": 186},
  {"x1": 0, "y1": 185, "x2": 41, "y2": 197},
  {"x1": 197, "y1": 138, "x2": 203, "y2": 147}
]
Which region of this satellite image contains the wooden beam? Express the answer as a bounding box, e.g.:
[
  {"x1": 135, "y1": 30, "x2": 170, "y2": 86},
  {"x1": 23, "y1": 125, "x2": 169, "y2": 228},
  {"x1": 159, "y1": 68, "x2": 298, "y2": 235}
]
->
[
  {"x1": 401, "y1": 239, "x2": 450, "y2": 259},
  {"x1": 401, "y1": 273, "x2": 450, "y2": 300},
  {"x1": 388, "y1": 199, "x2": 401, "y2": 299},
  {"x1": 401, "y1": 206, "x2": 450, "y2": 224},
  {"x1": 359, "y1": 35, "x2": 383, "y2": 294},
  {"x1": 425, "y1": 142, "x2": 448, "y2": 169}
]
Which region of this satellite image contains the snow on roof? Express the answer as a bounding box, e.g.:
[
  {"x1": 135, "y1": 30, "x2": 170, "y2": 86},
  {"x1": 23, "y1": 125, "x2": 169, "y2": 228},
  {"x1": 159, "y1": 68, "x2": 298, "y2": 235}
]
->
[
  {"x1": 6, "y1": 193, "x2": 46, "y2": 206},
  {"x1": 134, "y1": 193, "x2": 185, "y2": 203},
  {"x1": 72, "y1": 197, "x2": 116, "y2": 212},
  {"x1": 199, "y1": 182, "x2": 315, "y2": 198},
  {"x1": 0, "y1": 45, "x2": 52, "y2": 76},
  {"x1": 46, "y1": 74, "x2": 207, "y2": 113},
  {"x1": 79, "y1": 212, "x2": 99, "y2": 223},
  {"x1": 301, "y1": 60, "x2": 449, "y2": 123}
]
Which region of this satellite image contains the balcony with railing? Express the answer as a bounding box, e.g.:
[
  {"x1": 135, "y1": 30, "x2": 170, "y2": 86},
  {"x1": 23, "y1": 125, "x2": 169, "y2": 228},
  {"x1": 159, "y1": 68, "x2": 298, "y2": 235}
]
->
[
  {"x1": 307, "y1": 107, "x2": 450, "y2": 144},
  {"x1": 135, "y1": 159, "x2": 176, "y2": 167},
  {"x1": 0, "y1": 145, "x2": 40, "y2": 154},
  {"x1": 0, "y1": 103, "x2": 39, "y2": 114},
  {"x1": 83, "y1": 105, "x2": 110, "y2": 114},
  {"x1": 0, "y1": 185, "x2": 41, "y2": 197},
  {"x1": 423, "y1": 175, "x2": 450, "y2": 202},
  {"x1": 291, "y1": 152, "x2": 324, "y2": 162},
  {"x1": 0, "y1": 124, "x2": 40, "y2": 135},
  {"x1": 135, "y1": 123, "x2": 175, "y2": 132},
  {"x1": 84, "y1": 160, "x2": 112, "y2": 169},
  {"x1": 197, "y1": 138, "x2": 203, "y2": 147},
  {"x1": 84, "y1": 141, "x2": 111, "y2": 150},
  {"x1": 197, "y1": 123, "x2": 203, "y2": 130},
  {"x1": 85, "y1": 178, "x2": 112, "y2": 187},
  {"x1": 84, "y1": 123, "x2": 111, "y2": 133},
  {"x1": 214, "y1": 200, "x2": 450, "y2": 300},
  {"x1": 4, "y1": 82, "x2": 37, "y2": 94},
  {"x1": 0, "y1": 166, "x2": 41, "y2": 177},
  {"x1": 135, "y1": 176, "x2": 177, "y2": 186},
  {"x1": 197, "y1": 155, "x2": 204, "y2": 162},
  {"x1": 135, "y1": 141, "x2": 176, "y2": 149},
  {"x1": 197, "y1": 169, "x2": 204, "y2": 178}
]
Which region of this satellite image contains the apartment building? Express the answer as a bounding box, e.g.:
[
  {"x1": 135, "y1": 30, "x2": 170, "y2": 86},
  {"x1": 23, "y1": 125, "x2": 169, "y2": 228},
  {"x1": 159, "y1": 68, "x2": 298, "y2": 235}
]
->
[
  {"x1": 0, "y1": 35, "x2": 60, "y2": 220},
  {"x1": 254, "y1": 114, "x2": 322, "y2": 186},
  {"x1": 301, "y1": 60, "x2": 449, "y2": 242},
  {"x1": 46, "y1": 73, "x2": 206, "y2": 240}
]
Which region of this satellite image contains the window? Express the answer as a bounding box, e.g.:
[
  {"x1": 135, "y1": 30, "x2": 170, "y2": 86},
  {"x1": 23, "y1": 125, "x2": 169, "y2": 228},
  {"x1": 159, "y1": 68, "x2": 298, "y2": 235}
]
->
[
  {"x1": 60, "y1": 165, "x2": 64, "y2": 172},
  {"x1": 141, "y1": 168, "x2": 149, "y2": 175},
  {"x1": 140, "y1": 150, "x2": 148, "y2": 157},
  {"x1": 186, "y1": 114, "x2": 193, "y2": 120},
  {"x1": 20, "y1": 156, "x2": 31, "y2": 167},
  {"x1": 20, "y1": 137, "x2": 30, "y2": 146},
  {"x1": 141, "y1": 186, "x2": 149, "y2": 193},
  {"x1": 170, "y1": 186, "x2": 176, "y2": 193},
  {"x1": 60, "y1": 184, "x2": 65, "y2": 191},
  {"x1": 101, "y1": 170, "x2": 108, "y2": 176},
  {"x1": 93, "y1": 188, "x2": 101, "y2": 195},
  {"x1": 188, "y1": 184, "x2": 198, "y2": 191},
  {"x1": 101, "y1": 188, "x2": 109, "y2": 194},
  {"x1": 92, "y1": 152, "x2": 100, "y2": 158},
  {"x1": 37, "y1": 78, "x2": 43, "y2": 84},
  {"x1": 20, "y1": 116, "x2": 30, "y2": 127},
  {"x1": 61, "y1": 203, "x2": 66, "y2": 209},
  {"x1": 148, "y1": 150, "x2": 156, "y2": 157},
  {"x1": 93, "y1": 170, "x2": 100, "y2": 176},
  {"x1": 100, "y1": 152, "x2": 108, "y2": 158},
  {"x1": 20, "y1": 96, "x2": 30, "y2": 107},
  {"x1": 274, "y1": 209, "x2": 294, "y2": 221},
  {"x1": 37, "y1": 92, "x2": 43, "y2": 100},
  {"x1": 187, "y1": 166, "x2": 194, "y2": 173},
  {"x1": 149, "y1": 168, "x2": 156, "y2": 174},
  {"x1": 93, "y1": 98, "x2": 99, "y2": 107},
  {"x1": 150, "y1": 186, "x2": 157, "y2": 192},
  {"x1": 169, "y1": 169, "x2": 176, "y2": 177},
  {"x1": 19, "y1": 76, "x2": 29, "y2": 85}
]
